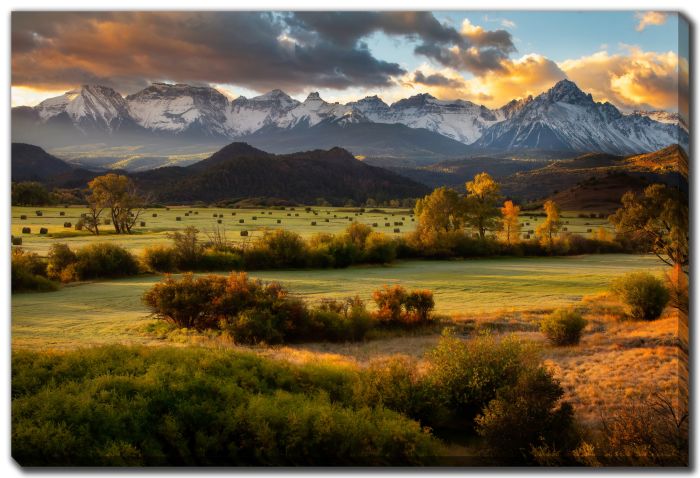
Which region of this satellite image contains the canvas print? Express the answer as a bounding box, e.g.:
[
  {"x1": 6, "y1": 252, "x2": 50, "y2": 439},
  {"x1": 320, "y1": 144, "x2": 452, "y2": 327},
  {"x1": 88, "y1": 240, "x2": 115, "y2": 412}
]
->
[{"x1": 10, "y1": 11, "x2": 688, "y2": 467}]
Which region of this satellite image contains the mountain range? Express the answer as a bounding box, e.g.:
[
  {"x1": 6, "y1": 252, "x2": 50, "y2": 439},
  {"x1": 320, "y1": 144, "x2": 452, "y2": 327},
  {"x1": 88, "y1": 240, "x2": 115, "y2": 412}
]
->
[{"x1": 12, "y1": 80, "x2": 687, "y2": 168}]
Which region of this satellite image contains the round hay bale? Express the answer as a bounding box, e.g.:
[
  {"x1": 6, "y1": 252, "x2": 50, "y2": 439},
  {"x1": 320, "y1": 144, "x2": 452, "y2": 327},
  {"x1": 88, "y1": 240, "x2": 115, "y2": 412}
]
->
[
  {"x1": 140, "y1": 222, "x2": 146, "y2": 227},
  {"x1": 393, "y1": 228, "x2": 400, "y2": 233},
  {"x1": 232, "y1": 212, "x2": 236, "y2": 216},
  {"x1": 217, "y1": 219, "x2": 222, "y2": 224},
  {"x1": 39, "y1": 227, "x2": 48, "y2": 235},
  {"x1": 213, "y1": 213, "x2": 218, "y2": 217},
  {"x1": 35, "y1": 211, "x2": 43, "y2": 216},
  {"x1": 324, "y1": 218, "x2": 329, "y2": 222},
  {"x1": 287, "y1": 213, "x2": 291, "y2": 216},
  {"x1": 385, "y1": 222, "x2": 390, "y2": 227},
  {"x1": 185, "y1": 213, "x2": 190, "y2": 216},
  {"x1": 563, "y1": 227, "x2": 568, "y2": 231},
  {"x1": 74, "y1": 223, "x2": 83, "y2": 231},
  {"x1": 22, "y1": 227, "x2": 30, "y2": 234},
  {"x1": 176, "y1": 217, "x2": 182, "y2": 221},
  {"x1": 311, "y1": 221, "x2": 317, "y2": 226},
  {"x1": 372, "y1": 223, "x2": 378, "y2": 227},
  {"x1": 219, "y1": 214, "x2": 223, "y2": 218},
  {"x1": 252, "y1": 216, "x2": 257, "y2": 220},
  {"x1": 587, "y1": 228, "x2": 593, "y2": 233},
  {"x1": 152, "y1": 213, "x2": 158, "y2": 217},
  {"x1": 294, "y1": 213, "x2": 299, "y2": 217},
  {"x1": 20, "y1": 215, "x2": 26, "y2": 220},
  {"x1": 63, "y1": 222, "x2": 72, "y2": 228},
  {"x1": 194, "y1": 211, "x2": 199, "y2": 215},
  {"x1": 239, "y1": 219, "x2": 244, "y2": 223},
  {"x1": 59, "y1": 211, "x2": 65, "y2": 216},
  {"x1": 12, "y1": 236, "x2": 22, "y2": 246},
  {"x1": 103, "y1": 219, "x2": 111, "y2": 225},
  {"x1": 277, "y1": 219, "x2": 281, "y2": 224},
  {"x1": 240, "y1": 230, "x2": 249, "y2": 237}
]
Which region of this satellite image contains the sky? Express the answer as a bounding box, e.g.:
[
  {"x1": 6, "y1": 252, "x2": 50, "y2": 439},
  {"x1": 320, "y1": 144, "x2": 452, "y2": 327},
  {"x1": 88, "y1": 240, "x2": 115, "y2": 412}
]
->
[{"x1": 10, "y1": 11, "x2": 688, "y2": 118}]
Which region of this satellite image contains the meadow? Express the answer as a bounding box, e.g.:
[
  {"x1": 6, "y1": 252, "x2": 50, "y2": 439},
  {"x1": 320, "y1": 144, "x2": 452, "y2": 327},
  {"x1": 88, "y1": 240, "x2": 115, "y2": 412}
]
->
[{"x1": 12, "y1": 205, "x2": 613, "y2": 255}]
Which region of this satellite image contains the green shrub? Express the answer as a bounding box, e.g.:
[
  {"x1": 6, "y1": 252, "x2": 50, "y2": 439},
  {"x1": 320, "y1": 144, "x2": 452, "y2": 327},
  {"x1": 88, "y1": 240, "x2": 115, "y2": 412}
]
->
[
  {"x1": 11, "y1": 249, "x2": 57, "y2": 292},
  {"x1": 12, "y1": 346, "x2": 442, "y2": 466},
  {"x1": 363, "y1": 232, "x2": 397, "y2": 263},
  {"x1": 141, "y1": 245, "x2": 177, "y2": 272},
  {"x1": 199, "y1": 248, "x2": 243, "y2": 271},
  {"x1": 475, "y1": 367, "x2": 578, "y2": 465},
  {"x1": 46, "y1": 243, "x2": 77, "y2": 281},
  {"x1": 540, "y1": 308, "x2": 587, "y2": 346},
  {"x1": 255, "y1": 229, "x2": 308, "y2": 268},
  {"x1": 611, "y1": 272, "x2": 670, "y2": 321},
  {"x1": 73, "y1": 243, "x2": 140, "y2": 279}
]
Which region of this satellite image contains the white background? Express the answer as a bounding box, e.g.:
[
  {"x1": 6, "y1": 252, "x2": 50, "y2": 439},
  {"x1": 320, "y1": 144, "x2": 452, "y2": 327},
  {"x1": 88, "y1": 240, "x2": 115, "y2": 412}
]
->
[{"x1": 1, "y1": 0, "x2": 697, "y2": 476}]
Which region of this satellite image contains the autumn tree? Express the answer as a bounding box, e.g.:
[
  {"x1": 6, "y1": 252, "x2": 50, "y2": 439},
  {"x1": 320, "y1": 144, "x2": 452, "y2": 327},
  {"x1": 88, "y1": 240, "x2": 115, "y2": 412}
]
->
[
  {"x1": 536, "y1": 200, "x2": 562, "y2": 248},
  {"x1": 83, "y1": 189, "x2": 105, "y2": 235},
  {"x1": 464, "y1": 173, "x2": 502, "y2": 239},
  {"x1": 610, "y1": 184, "x2": 688, "y2": 272},
  {"x1": 499, "y1": 200, "x2": 521, "y2": 245},
  {"x1": 87, "y1": 174, "x2": 148, "y2": 234},
  {"x1": 414, "y1": 187, "x2": 464, "y2": 233}
]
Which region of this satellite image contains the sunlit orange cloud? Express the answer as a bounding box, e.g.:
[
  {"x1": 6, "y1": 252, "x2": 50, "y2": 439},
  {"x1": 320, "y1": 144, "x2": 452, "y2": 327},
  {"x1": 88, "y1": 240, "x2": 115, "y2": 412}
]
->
[
  {"x1": 400, "y1": 54, "x2": 565, "y2": 108},
  {"x1": 11, "y1": 86, "x2": 69, "y2": 107},
  {"x1": 635, "y1": 11, "x2": 667, "y2": 32},
  {"x1": 559, "y1": 48, "x2": 683, "y2": 112}
]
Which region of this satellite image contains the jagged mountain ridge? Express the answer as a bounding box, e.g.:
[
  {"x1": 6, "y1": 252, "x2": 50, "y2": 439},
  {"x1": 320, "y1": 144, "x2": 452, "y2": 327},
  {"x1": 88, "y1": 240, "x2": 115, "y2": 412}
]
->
[{"x1": 12, "y1": 79, "x2": 687, "y2": 159}]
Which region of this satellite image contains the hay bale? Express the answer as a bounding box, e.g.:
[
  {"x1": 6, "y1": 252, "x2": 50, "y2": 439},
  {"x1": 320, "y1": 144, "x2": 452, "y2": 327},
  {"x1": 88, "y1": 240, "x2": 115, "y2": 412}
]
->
[
  {"x1": 287, "y1": 213, "x2": 291, "y2": 216},
  {"x1": 240, "y1": 230, "x2": 249, "y2": 237},
  {"x1": 217, "y1": 219, "x2": 222, "y2": 224},
  {"x1": 525, "y1": 222, "x2": 530, "y2": 226},
  {"x1": 185, "y1": 213, "x2": 190, "y2": 216},
  {"x1": 252, "y1": 216, "x2": 257, "y2": 220},
  {"x1": 35, "y1": 211, "x2": 43, "y2": 216},
  {"x1": 562, "y1": 227, "x2": 568, "y2": 231},
  {"x1": 277, "y1": 219, "x2": 281, "y2": 224},
  {"x1": 232, "y1": 212, "x2": 236, "y2": 216},
  {"x1": 219, "y1": 214, "x2": 223, "y2": 218},
  {"x1": 20, "y1": 215, "x2": 26, "y2": 220},
  {"x1": 393, "y1": 228, "x2": 400, "y2": 233},
  {"x1": 587, "y1": 228, "x2": 593, "y2": 233},
  {"x1": 239, "y1": 219, "x2": 244, "y2": 223},
  {"x1": 324, "y1": 218, "x2": 329, "y2": 222},
  {"x1": 63, "y1": 222, "x2": 72, "y2": 228},
  {"x1": 176, "y1": 217, "x2": 182, "y2": 221},
  {"x1": 295, "y1": 213, "x2": 299, "y2": 217},
  {"x1": 39, "y1": 227, "x2": 48, "y2": 235},
  {"x1": 22, "y1": 227, "x2": 31, "y2": 234},
  {"x1": 59, "y1": 211, "x2": 65, "y2": 216},
  {"x1": 311, "y1": 221, "x2": 317, "y2": 226},
  {"x1": 385, "y1": 222, "x2": 390, "y2": 227},
  {"x1": 194, "y1": 211, "x2": 199, "y2": 215},
  {"x1": 103, "y1": 219, "x2": 111, "y2": 225},
  {"x1": 140, "y1": 222, "x2": 146, "y2": 227},
  {"x1": 12, "y1": 236, "x2": 22, "y2": 246},
  {"x1": 74, "y1": 223, "x2": 83, "y2": 231},
  {"x1": 152, "y1": 213, "x2": 158, "y2": 217},
  {"x1": 213, "y1": 213, "x2": 218, "y2": 217},
  {"x1": 372, "y1": 223, "x2": 378, "y2": 227}
]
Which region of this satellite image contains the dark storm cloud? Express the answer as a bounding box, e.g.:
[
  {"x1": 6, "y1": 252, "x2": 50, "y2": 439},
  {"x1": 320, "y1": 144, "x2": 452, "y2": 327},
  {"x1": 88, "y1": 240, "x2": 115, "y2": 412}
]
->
[
  {"x1": 11, "y1": 11, "x2": 405, "y2": 93},
  {"x1": 11, "y1": 11, "x2": 516, "y2": 94},
  {"x1": 412, "y1": 70, "x2": 463, "y2": 88}
]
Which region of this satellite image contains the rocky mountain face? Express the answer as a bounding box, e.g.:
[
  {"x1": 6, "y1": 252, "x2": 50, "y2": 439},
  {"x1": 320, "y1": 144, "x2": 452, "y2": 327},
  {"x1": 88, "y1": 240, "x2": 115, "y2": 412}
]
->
[{"x1": 12, "y1": 80, "x2": 688, "y2": 160}]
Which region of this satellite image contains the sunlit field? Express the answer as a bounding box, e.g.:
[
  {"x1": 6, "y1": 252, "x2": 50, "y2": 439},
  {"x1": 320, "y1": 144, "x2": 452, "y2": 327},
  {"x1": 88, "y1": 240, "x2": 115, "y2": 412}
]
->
[
  {"x1": 12, "y1": 254, "x2": 664, "y2": 350},
  {"x1": 12, "y1": 205, "x2": 613, "y2": 255}
]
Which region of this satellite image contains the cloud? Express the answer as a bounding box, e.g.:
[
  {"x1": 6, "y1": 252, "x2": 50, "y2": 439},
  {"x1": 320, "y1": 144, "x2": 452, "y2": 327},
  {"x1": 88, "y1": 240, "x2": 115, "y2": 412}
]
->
[
  {"x1": 11, "y1": 12, "x2": 405, "y2": 94},
  {"x1": 635, "y1": 11, "x2": 667, "y2": 31},
  {"x1": 412, "y1": 70, "x2": 464, "y2": 88},
  {"x1": 559, "y1": 47, "x2": 685, "y2": 114}
]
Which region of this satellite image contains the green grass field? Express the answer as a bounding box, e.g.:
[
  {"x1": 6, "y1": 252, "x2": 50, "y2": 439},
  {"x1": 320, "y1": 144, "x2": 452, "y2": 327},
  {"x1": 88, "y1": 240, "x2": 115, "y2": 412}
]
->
[
  {"x1": 12, "y1": 205, "x2": 613, "y2": 255},
  {"x1": 12, "y1": 254, "x2": 665, "y2": 350}
]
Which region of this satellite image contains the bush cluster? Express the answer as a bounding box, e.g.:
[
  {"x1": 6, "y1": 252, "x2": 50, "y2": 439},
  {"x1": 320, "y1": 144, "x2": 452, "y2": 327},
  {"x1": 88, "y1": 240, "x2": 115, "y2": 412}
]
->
[
  {"x1": 46, "y1": 242, "x2": 140, "y2": 282},
  {"x1": 11, "y1": 248, "x2": 57, "y2": 292},
  {"x1": 540, "y1": 308, "x2": 587, "y2": 346},
  {"x1": 12, "y1": 346, "x2": 441, "y2": 466},
  {"x1": 611, "y1": 272, "x2": 670, "y2": 321},
  {"x1": 142, "y1": 272, "x2": 374, "y2": 344},
  {"x1": 372, "y1": 285, "x2": 435, "y2": 326},
  {"x1": 13, "y1": 331, "x2": 582, "y2": 466}
]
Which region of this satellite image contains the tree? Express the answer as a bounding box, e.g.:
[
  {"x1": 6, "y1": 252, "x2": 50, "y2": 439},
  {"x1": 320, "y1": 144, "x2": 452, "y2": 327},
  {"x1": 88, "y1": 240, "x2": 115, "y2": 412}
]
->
[
  {"x1": 610, "y1": 184, "x2": 688, "y2": 271},
  {"x1": 464, "y1": 173, "x2": 502, "y2": 239},
  {"x1": 414, "y1": 187, "x2": 464, "y2": 233},
  {"x1": 11, "y1": 182, "x2": 51, "y2": 206},
  {"x1": 499, "y1": 200, "x2": 521, "y2": 245},
  {"x1": 536, "y1": 200, "x2": 562, "y2": 248},
  {"x1": 87, "y1": 174, "x2": 147, "y2": 234}
]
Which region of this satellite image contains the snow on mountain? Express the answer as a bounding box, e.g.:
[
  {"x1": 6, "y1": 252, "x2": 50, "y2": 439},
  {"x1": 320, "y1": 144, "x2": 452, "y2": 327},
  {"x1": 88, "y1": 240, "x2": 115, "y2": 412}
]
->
[
  {"x1": 349, "y1": 93, "x2": 501, "y2": 144},
  {"x1": 35, "y1": 85, "x2": 133, "y2": 133},
  {"x1": 17, "y1": 80, "x2": 687, "y2": 156},
  {"x1": 275, "y1": 92, "x2": 362, "y2": 128},
  {"x1": 125, "y1": 83, "x2": 230, "y2": 136},
  {"x1": 634, "y1": 110, "x2": 688, "y2": 132},
  {"x1": 225, "y1": 89, "x2": 300, "y2": 135},
  {"x1": 474, "y1": 79, "x2": 688, "y2": 155}
]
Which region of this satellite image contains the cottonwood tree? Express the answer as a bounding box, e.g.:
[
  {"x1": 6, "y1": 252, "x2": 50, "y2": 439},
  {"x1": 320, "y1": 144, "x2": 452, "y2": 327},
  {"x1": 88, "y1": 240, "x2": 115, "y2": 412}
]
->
[
  {"x1": 87, "y1": 174, "x2": 148, "y2": 234},
  {"x1": 536, "y1": 200, "x2": 562, "y2": 248},
  {"x1": 499, "y1": 200, "x2": 522, "y2": 245},
  {"x1": 464, "y1": 173, "x2": 502, "y2": 239},
  {"x1": 610, "y1": 184, "x2": 688, "y2": 272},
  {"x1": 414, "y1": 187, "x2": 464, "y2": 233}
]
